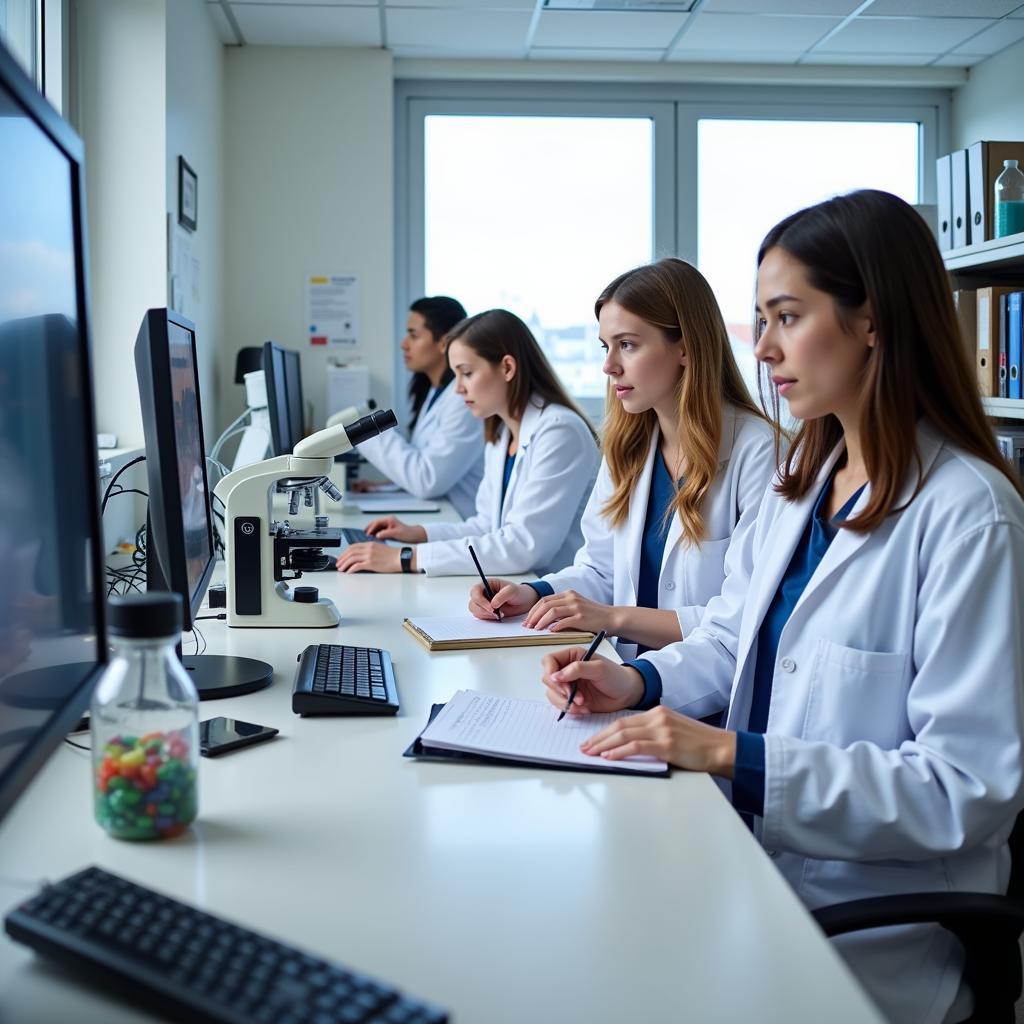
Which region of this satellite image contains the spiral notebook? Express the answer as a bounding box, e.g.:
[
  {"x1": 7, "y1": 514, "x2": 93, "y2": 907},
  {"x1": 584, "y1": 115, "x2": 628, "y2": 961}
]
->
[
  {"x1": 407, "y1": 690, "x2": 668, "y2": 777},
  {"x1": 402, "y1": 614, "x2": 592, "y2": 652}
]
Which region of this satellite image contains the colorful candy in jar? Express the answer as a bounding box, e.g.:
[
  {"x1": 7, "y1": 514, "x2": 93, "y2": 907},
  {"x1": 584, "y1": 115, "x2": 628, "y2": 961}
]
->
[{"x1": 93, "y1": 730, "x2": 197, "y2": 840}]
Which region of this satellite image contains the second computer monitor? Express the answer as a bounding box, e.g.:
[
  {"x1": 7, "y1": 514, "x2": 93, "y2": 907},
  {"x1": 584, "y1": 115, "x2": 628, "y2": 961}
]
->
[{"x1": 263, "y1": 341, "x2": 304, "y2": 456}]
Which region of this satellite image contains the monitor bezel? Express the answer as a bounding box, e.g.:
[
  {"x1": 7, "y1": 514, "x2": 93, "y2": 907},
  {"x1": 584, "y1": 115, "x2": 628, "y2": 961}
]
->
[
  {"x1": 0, "y1": 41, "x2": 108, "y2": 826},
  {"x1": 263, "y1": 340, "x2": 291, "y2": 457},
  {"x1": 135, "y1": 308, "x2": 217, "y2": 633}
]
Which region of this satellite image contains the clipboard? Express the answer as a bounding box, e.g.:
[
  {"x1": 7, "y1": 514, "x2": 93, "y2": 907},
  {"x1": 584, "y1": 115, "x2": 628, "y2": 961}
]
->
[
  {"x1": 403, "y1": 704, "x2": 669, "y2": 778},
  {"x1": 402, "y1": 616, "x2": 593, "y2": 652}
]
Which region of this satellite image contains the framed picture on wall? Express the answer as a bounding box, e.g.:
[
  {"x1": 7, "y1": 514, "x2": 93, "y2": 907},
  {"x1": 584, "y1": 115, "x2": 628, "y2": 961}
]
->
[{"x1": 178, "y1": 156, "x2": 197, "y2": 232}]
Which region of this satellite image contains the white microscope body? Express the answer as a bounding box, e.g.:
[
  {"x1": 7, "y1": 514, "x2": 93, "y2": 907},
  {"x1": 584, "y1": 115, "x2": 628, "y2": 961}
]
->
[{"x1": 213, "y1": 410, "x2": 397, "y2": 628}]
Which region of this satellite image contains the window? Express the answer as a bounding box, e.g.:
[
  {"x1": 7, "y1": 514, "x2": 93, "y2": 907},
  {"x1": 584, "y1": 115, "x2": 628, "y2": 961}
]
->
[
  {"x1": 423, "y1": 113, "x2": 654, "y2": 402},
  {"x1": 0, "y1": 0, "x2": 38, "y2": 84},
  {"x1": 697, "y1": 118, "x2": 919, "y2": 399}
]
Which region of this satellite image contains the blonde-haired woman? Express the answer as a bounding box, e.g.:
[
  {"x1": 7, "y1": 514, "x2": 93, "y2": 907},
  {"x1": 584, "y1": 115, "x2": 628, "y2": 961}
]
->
[{"x1": 469, "y1": 258, "x2": 779, "y2": 661}]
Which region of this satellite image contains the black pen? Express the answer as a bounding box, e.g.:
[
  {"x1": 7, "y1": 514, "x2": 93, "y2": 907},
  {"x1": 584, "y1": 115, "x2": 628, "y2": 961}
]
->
[
  {"x1": 558, "y1": 629, "x2": 607, "y2": 722},
  {"x1": 467, "y1": 543, "x2": 503, "y2": 622}
]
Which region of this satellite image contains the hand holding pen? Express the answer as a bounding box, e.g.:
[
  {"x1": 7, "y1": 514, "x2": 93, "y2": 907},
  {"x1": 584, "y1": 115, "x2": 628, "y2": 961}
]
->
[
  {"x1": 558, "y1": 630, "x2": 607, "y2": 722},
  {"x1": 467, "y1": 544, "x2": 503, "y2": 622}
]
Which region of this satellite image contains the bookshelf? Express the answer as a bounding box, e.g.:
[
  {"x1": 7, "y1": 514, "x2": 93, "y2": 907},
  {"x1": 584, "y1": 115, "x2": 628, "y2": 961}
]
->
[{"x1": 944, "y1": 230, "x2": 1024, "y2": 425}]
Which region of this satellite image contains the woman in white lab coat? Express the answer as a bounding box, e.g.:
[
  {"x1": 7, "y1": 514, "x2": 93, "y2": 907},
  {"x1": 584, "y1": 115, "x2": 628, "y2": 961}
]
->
[
  {"x1": 539, "y1": 191, "x2": 1024, "y2": 1024},
  {"x1": 355, "y1": 296, "x2": 484, "y2": 520},
  {"x1": 466, "y1": 258, "x2": 778, "y2": 661},
  {"x1": 336, "y1": 309, "x2": 599, "y2": 576}
]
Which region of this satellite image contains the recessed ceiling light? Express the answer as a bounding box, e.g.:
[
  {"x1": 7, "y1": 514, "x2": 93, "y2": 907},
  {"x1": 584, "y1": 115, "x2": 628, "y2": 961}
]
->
[{"x1": 543, "y1": 0, "x2": 698, "y2": 11}]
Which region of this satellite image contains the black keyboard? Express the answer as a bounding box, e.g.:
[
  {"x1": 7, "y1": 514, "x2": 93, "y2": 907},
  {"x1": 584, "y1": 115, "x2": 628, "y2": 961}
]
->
[
  {"x1": 293, "y1": 644, "x2": 399, "y2": 716},
  {"x1": 4, "y1": 866, "x2": 447, "y2": 1024},
  {"x1": 340, "y1": 528, "x2": 384, "y2": 546}
]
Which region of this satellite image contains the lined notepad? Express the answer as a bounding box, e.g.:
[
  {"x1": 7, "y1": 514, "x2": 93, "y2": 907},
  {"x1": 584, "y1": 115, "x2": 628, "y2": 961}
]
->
[
  {"x1": 403, "y1": 614, "x2": 592, "y2": 651},
  {"x1": 418, "y1": 690, "x2": 667, "y2": 775}
]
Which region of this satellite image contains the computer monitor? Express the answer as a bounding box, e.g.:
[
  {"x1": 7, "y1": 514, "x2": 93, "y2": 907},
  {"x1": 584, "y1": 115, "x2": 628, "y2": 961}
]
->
[
  {"x1": 135, "y1": 309, "x2": 272, "y2": 699},
  {"x1": 263, "y1": 341, "x2": 304, "y2": 456},
  {"x1": 0, "y1": 42, "x2": 107, "y2": 826}
]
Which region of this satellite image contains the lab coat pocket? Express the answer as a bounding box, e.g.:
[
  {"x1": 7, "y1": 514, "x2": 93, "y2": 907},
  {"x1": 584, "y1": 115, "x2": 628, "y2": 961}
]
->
[
  {"x1": 685, "y1": 536, "x2": 731, "y2": 607},
  {"x1": 804, "y1": 639, "x2": 910, "y2": 750}
]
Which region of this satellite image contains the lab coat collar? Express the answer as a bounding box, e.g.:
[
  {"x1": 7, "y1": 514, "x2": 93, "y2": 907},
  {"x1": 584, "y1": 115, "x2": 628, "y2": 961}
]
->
[
  {"x1": 492, "y1": 394, "x2": 546, "y2": 523},
  {"x1": 730, "y1": 417, "x2": 946, "y2": 703},
  {"x1": 516, "y1": 395, "x2": 546, "y2": 451}
]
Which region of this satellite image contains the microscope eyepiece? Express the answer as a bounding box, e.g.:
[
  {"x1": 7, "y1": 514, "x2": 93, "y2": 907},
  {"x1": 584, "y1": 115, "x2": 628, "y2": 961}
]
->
[{"x1": 344, "y1": 409, "x2": 398, "y2": 447}]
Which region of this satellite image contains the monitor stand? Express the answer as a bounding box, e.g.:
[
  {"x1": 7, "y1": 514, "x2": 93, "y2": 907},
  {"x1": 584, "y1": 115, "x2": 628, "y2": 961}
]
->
[{"x1": 179, "y1": 654, "x2": 274, "y2": 700}]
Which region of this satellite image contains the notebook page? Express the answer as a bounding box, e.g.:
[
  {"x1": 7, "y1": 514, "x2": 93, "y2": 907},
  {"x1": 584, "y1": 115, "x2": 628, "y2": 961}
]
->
[
  {"x1": 420, "y1": 690, "x2": 666, "y2": 773},
  {"x1": 350, "y1": 496, "x2": 441, "y2": 513},
  {"x1": 407, "y1": 615, "x2": 570, "y2": 642}
]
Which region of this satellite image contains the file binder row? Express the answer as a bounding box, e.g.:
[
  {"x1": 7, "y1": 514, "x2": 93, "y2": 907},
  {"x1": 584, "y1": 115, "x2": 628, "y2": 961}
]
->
[
  {"x1": 937, "y1": 140, "x2": 1024, "y2": 252},
  {"x1": 956, "y1": 287, "x2": 1024, "y2": 400}
]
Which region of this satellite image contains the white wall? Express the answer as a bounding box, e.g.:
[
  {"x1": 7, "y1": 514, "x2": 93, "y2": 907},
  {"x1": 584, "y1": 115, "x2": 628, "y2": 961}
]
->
[
  {"x1": 75, "y1": 0, "x2": 166, "y2": 449},
  {"x1": 223, "y1": 48, "x2": 394, "y2": 436},
  {"x1": 951, "y1": 38, "x2": 1024, "y2": 150},
  {"x1": 166, "y1": 0, "x2": 224, "y2": 438}
]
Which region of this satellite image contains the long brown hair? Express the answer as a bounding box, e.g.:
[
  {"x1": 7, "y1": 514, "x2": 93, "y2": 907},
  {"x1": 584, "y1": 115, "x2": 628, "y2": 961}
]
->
[
  {"x1": 757, "y1": 189, "x2": 1024, "y2": 530},
  {"x1": 446, "y1": 309, "x2": 596, "y2": 446},
  {"x1": 596, "y1": 258, "x2": 772, "y2": 546}
]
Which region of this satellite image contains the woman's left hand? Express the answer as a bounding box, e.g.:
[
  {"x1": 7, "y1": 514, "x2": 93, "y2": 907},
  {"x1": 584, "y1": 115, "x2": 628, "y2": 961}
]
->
[
  {"x1": 581, "y1": 705, "x2": 737, "y2": 777},
  {"x1": 335, "y1": 542, "x2": 403, "y2": 574},
  {"x1": 523, "y1": 589, "x2": 614, "y2": 633}
]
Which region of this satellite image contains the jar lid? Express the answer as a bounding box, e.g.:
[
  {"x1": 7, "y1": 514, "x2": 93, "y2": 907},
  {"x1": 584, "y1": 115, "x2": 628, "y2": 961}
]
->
[{"x1": 107, "y1": 592, "x2": 183, "y2": 638}]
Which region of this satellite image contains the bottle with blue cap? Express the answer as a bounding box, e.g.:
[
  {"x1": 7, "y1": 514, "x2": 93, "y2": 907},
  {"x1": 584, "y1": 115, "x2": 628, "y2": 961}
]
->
[{"x1": 91, "y1": 593, "x2": 199, "y2": 840}]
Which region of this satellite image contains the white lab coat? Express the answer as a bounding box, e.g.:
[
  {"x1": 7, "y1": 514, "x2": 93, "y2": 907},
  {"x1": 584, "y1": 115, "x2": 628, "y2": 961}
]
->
[
  {"x1": 357, "y1": 380, "x2": 484, "y2": 520},
  {"x1": 417, "y1": 396, "x2": 600, "y2": 577},
  {"x1": 642, "y1": 420, "x2": 1024, "y2": 1024},
  {"x1": 537, "y1": 407, "x2": 777, "y2": 660}
]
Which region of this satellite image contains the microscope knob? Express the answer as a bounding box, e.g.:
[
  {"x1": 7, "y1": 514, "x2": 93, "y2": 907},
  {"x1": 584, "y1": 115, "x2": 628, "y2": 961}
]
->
[{"x1": 293, "y1": 586, "x2": 319, "y2": 604}]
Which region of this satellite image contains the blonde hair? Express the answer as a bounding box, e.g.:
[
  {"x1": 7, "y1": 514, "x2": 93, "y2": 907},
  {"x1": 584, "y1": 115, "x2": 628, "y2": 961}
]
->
[{"x1": 597, "y1": 258, "x2": 773, "y2": 546}]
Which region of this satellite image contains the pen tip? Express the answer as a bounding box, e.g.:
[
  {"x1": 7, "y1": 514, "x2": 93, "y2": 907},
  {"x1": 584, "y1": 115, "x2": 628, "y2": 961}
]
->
[{"x1": 556, "y1": 711, "x2": 565, "y2": 722}]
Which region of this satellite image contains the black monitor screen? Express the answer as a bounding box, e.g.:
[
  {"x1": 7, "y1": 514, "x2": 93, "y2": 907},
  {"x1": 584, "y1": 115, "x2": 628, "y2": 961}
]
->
[
  {"x1": 168, "y1": 321, "x2": 211, "y2": 601},
  {"x1": 0, "y1": 45, "x2": 106, "y2": 824},
  {"x1": 264, "y1": 341, "x2": 303, "y2": 456},
  {"x1": 136, "y1": 309, "x2": 216, "y2": 630},
  {"x1": 284, "y1": 349, "x2": 304, "y2": 450}
]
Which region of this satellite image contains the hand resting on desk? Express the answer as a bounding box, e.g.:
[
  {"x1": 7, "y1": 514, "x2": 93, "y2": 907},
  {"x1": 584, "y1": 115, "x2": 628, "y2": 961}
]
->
[
  {"x1": 541, "y1": 647, "x2": 737, "y2": 775},
  {"x1": 365, "y1": 516, "x2": 428, "y2": 543}
]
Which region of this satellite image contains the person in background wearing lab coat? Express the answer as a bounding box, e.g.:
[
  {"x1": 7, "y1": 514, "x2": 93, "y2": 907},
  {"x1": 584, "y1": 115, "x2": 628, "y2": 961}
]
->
[
  {"x1": 336, "y1": 309, "x2": 599, "y2": 576},
  {"x1": 466, "y1": 258, "x2": 778, "y2": 662},
  {"x1": 538, "y1": 191, "x2": 1024, "y2": 1024},
  {"x1": 354, "y1": 296, "x2": 484, "y2": 520}
]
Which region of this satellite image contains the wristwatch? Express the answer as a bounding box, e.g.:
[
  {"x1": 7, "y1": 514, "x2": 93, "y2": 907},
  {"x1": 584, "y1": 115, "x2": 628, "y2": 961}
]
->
[{"x1": 400, "y1": 546, "x2": 414, "y2": 574}]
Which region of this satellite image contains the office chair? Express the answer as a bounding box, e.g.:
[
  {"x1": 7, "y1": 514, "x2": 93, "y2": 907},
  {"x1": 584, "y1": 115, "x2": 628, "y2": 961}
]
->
[
  {"x1": 812, "y1": 813, "x2": 1024, "y2": 1023},
  {"x1": 233, "y1": 346, "x2": 263, "y2": 385}
]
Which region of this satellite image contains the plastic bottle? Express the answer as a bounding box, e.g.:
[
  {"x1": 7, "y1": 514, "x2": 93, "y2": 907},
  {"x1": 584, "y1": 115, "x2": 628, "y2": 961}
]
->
[
  {"x1": 91, "y1": 593, "x2": 199, "y2": 840},
  {"x1": 995, "y1": 159, "x2": 1024, "y2": 239}
]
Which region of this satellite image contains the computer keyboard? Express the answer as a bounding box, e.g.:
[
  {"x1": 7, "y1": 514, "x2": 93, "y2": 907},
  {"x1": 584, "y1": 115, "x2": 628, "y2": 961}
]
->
[
  {"x1": 340, "y1": 527, "x2": 384, "y2": 546},
  {"x1": 4, "y1": 866, "x2": 447, "y2": 1024},
  {"x1": 293, "y1": 644, "x2": 399, "y2": 716}
]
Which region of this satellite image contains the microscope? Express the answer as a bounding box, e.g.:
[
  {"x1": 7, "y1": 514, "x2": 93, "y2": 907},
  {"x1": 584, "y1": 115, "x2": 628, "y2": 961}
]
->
[{"x1": 213, "y1": 409, "x2": 397, "y2": 628}]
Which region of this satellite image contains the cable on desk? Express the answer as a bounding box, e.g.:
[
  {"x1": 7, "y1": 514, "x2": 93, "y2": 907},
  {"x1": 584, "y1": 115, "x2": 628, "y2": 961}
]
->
[
  {"x1": 63, "y1": 737, "x2": 91, "y2": 752},
  {"x1": 101, "y1": 455, "x2": 146, "y2": 515}
]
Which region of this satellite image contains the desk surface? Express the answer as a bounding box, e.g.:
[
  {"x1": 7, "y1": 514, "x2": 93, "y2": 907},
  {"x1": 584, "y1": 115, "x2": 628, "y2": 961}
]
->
[{"x1": 0, "y1": 498, "x2": 884, "y2": 1024}]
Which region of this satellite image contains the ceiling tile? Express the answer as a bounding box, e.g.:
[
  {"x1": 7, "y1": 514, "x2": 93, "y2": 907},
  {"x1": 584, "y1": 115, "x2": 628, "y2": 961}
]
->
[
  {"x1": 666, "y1": 47, "x2": 804, "y2": 61},
  {"x1": 230, "y1": 4, "x2": 382, "y2": 44},
  {"x1": 532, "y1": 10, "x2": 688, "y2": 47},
  {"x1": 814, "y1": 16, "x2": 992, "y2": 53},
  {"x1": 867, "y1": 0, "x2": 1020, "y2": 15},
  {"x1": 388, "y1": 0, "x2": 535, "y2": 7},
  {"x1": 390, "y1": 42, "x2": 526, "y2": 55},
  {"x1": 529, "y1": 45, "x2": 664, "y2": 59},
  {"x1": 228, "y1": 0, "x2": 375, "y2": 5},
  {"x1": 701, "y1": 0, "x2": 856, "y2": 13},
  {"x1": 801, "y1": 50, "x2": 937, "y2": 64},
  {"x1": 932, "y1": 52, "x2": 989, "y2": 65},
  {"x1": 949, "y1": 16, "x2": 1024, "y2": 53},
  {"x1": 387, "y1": 7, "x2": 533, "y2": 46},
  {"x1": 672, "y1": 12, "x2": 838, "y2": 54}
]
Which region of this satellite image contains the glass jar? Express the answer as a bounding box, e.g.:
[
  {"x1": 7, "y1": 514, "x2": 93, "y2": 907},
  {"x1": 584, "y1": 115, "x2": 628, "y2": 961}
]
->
[
  {"x1": 995, "y1": 159, "x2": 1024, "y2": 239},
  {"x1": 91, "y1": 593, "x2": 199, "y2": 840}
]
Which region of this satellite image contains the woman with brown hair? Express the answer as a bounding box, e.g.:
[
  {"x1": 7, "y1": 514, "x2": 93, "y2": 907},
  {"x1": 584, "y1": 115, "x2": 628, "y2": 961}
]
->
[
  {"x1": 538, "y1": 191, "x2": 1024, "y2": 1024},
  {"x1": 336, "y1": 309, "x2": 599, "y2": 576},
  {"x1": 468, "y1": 258, "x2": 778, "y2": 662}
]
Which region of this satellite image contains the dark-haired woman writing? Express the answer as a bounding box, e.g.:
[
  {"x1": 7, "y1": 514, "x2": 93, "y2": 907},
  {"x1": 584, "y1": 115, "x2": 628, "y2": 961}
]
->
[
  {"x1": 538, "y1": 191, "x2": 1024, "y2": 1024},
  {"x1": 337, "y1": 309, "x2": 599, "y2": 576}
]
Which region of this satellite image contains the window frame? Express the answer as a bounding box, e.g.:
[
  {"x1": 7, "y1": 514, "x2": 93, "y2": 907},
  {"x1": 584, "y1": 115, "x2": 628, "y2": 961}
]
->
[{"x1": 396, "y1": 79, "x2": 948, "y2": 425}]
